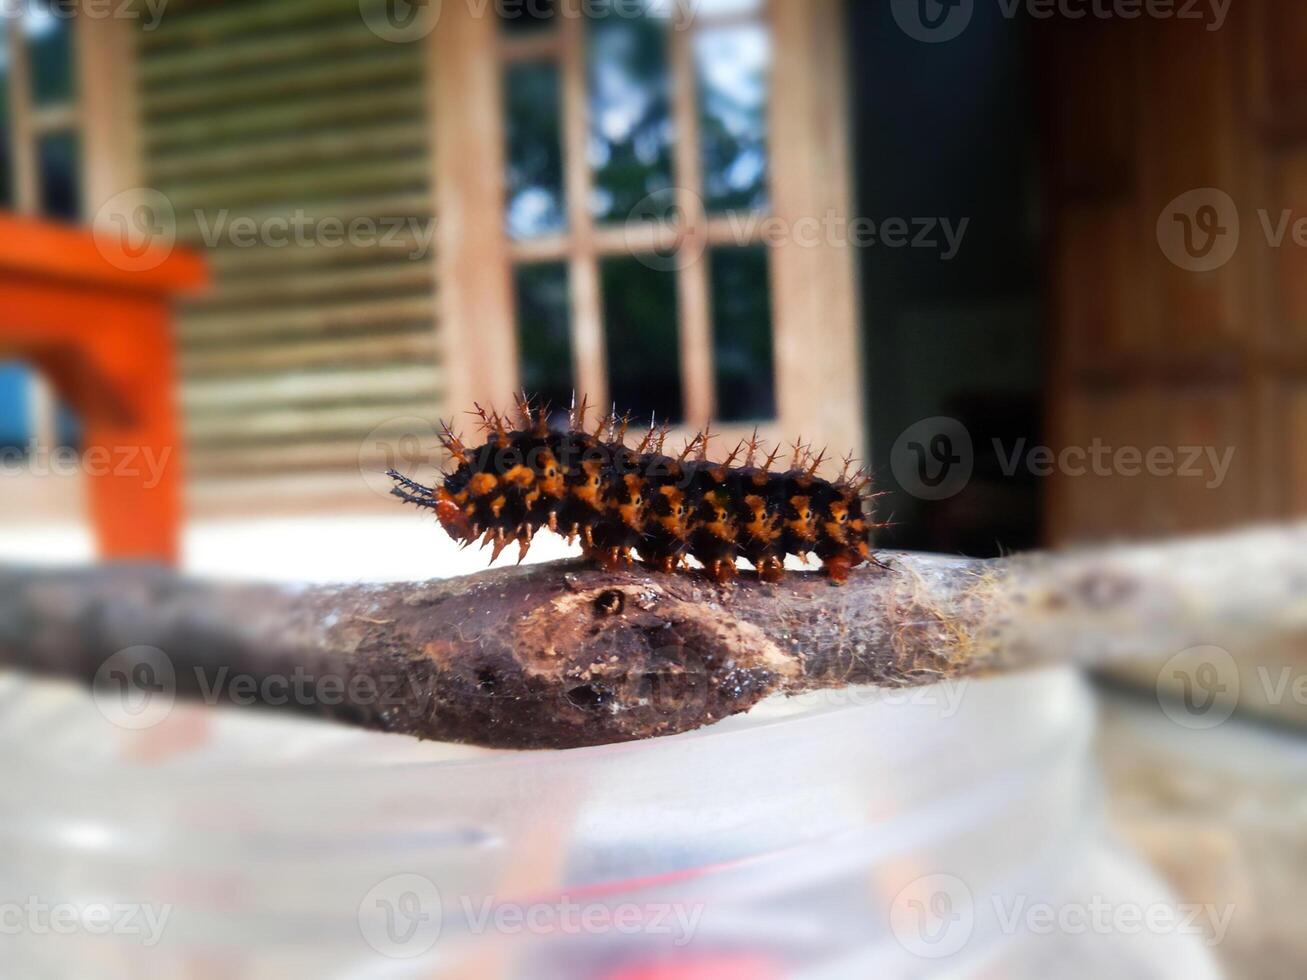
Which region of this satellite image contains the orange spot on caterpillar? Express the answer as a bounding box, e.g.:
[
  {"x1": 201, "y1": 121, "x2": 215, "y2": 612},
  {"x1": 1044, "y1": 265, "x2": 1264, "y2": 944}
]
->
[
  {"x1": 468, "y1": 472, "x2": 498, "y2": 496},
  {"x1": 501, "y1": 464, "x2": 535, "y2": 488}
]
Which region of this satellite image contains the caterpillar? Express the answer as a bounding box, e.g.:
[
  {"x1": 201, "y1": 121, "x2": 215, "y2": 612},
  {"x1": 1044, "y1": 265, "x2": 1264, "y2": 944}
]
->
[{"x1": 388, "y1": 394, "x2": 879, "y2": 583}]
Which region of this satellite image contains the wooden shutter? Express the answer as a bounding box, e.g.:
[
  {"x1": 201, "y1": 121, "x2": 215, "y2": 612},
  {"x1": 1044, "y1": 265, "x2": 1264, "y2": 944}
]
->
[{"x1": 136, "y1": 0, "x2": 438, "y2": 515}]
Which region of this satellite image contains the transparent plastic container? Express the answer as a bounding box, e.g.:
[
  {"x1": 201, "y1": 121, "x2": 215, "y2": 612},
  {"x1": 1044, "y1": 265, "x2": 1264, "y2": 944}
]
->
[{"x1": 0, "y1": 666, "x2": 1221, "y2": 979}]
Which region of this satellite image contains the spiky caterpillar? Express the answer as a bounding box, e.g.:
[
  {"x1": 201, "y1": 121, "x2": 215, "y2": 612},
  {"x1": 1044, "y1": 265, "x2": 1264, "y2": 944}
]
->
[{"x1": 388, "y1": 395, "x2": 878, "y2": 583}]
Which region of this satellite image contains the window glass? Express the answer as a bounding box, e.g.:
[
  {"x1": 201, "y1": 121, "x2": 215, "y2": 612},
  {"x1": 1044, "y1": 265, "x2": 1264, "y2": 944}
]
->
[
  {"x1": 710, "y1": 246, "x2": 775, "y2": 421},
  {"x1": 496, "y1": 0, "x2": 777, "y2": 431},
  {"x1": 499, "y1": 0, "x2": 556, "y2": 34},
  {"x1": 37, "y1": 129, "x2": 80, "y2": 219},
  {"x1": 24, "y1": 0, "x2": 75, "y2": 108},
  {"x1": 600, "y1": 256, "x2": 682, "y2": 423},
  {"x1": 587, "y1": 0, "x2": 674, "y2": 224},
  {"x1": 514, "y1": 262, "x2": 574, "y2": 419},
  {"x1": 505, "y1": 61, "x2": 567, "y2": 239},
  {"x1": 693, "y1": 0, "x2": 763, "y2": 16},
  {"x1": 0, "y1": 24, "x2": 13, "y2": 209},
  {"x1": 0, "y1": 363, "x2": 33, "y2": 453},
  {"x1": 55, "y1": 399, "x2": 81, "y2": 450},
  {"x1": 695, "y1": 23, "x2": 770, "y2": 214}
]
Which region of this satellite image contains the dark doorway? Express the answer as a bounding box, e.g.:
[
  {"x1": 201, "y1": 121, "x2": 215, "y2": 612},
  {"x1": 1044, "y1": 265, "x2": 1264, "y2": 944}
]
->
[{"x1": 846, "y1": 0, "x2": 1045, "y2": 556}]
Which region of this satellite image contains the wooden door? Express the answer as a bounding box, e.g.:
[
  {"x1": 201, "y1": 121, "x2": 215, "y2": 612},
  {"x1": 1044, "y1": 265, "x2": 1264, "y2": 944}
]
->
[{"x1": 1042, "y1": 1, "x2": 1306, "y2": 543}]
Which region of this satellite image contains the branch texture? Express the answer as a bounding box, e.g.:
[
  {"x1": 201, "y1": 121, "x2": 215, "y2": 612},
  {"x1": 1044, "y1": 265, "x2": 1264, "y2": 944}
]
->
[{"x1": 1, "y1": 523, "x2": 1302, "y2": 749}]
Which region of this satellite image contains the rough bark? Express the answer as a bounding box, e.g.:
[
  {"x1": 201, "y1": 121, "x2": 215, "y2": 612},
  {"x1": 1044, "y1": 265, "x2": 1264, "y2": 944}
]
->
[{"x1": 0, "y1": 523, "x2": 1302, "y2": 749}]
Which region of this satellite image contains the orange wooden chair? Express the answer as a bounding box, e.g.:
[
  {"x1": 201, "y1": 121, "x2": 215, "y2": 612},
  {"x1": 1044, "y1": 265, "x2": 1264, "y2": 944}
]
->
[{"x1": 0, "y1": 213, "x2": 207, "y2": 564}]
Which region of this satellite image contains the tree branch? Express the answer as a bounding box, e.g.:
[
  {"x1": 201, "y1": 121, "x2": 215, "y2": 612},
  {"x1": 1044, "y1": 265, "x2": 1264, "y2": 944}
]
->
[{"x1": 1, "y1": 523, "x2": 1302, "y2": 749}]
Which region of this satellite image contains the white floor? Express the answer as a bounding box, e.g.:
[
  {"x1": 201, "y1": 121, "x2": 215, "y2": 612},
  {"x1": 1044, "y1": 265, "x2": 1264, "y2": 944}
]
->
[{"x1": 0, "y1": 514, "x2": 580, "y2": 583}]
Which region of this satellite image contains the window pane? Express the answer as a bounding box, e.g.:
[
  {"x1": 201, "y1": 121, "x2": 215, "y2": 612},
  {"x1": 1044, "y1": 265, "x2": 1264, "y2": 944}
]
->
[
  {"x1": 514, "y1": 262, "x2": 574, "y2": 419},
  {"x1": 695, "y1": 23, "x2": 770, "y2": 214},
  {"x1": 24, "y1": 0, "x2": 75, "y2": 108},
  {"x1": 505, "y1": 62, "x2": 567, "y2": 239},
  {"x1": 710, "y1": 246, "x2": 775, "y2": 421},
  {"x1": 587, "y1": 1, "x2": 674, "y2": 224},
  {"x1": 37, "y1": 129, "x2": 80, "y2": 220},
  {"x1": 0, "y1": 24, "x2": 12, "y2": 209},
  {"x1": 500, "y1": 0, "x2": 556, "y2": 34},
  {"x1": 600, "y1": 256, "x2": 682, "y2": 423},
  {"x1": 0, "y1": 363, "x2": 33, "y2": 452},
  {"x1": 694, "y1": 0, "x2": 763, "y2": 16},
  {"x1": 56, "y1": 399, "x2": 81, "y2": 450}
]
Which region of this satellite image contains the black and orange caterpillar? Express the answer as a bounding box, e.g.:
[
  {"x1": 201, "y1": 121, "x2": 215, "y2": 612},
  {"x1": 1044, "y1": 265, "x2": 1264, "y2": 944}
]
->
[{"x1": 388, "y1": 395, "x2": 879, "y2": 583}]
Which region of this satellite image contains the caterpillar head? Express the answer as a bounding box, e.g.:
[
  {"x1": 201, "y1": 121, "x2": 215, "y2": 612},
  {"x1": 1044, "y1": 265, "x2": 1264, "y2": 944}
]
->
[{"x1": 435, "y1": 486, "x2": 474, "y2": 542}]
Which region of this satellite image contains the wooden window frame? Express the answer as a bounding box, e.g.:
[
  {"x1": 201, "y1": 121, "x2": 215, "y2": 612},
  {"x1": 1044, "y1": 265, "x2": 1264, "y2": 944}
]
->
[
  {"x1": 5, "y1": 7, "x2": 82, "y2": 452},
  {"x1": 1, "y1": 8, "x2": 137, "y2": 521},
  {"x1": 430, "y1": 0, "x2": 864, "y2": 458}
]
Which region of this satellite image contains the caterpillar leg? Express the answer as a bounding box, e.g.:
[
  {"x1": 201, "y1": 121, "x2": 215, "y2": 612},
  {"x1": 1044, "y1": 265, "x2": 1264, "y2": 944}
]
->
[
  {"x1": 704, "y1": 558, "x2": 738, "y2": 584},
  {"x1": 821, "y1": 554, "x2": 856, "y2": 583},
  {"x1": 643, "y1": 554, "x2": 677, "y2": 575},
  {"x1": 582, "y1": 545, "x2": 630, "y2": 571}
]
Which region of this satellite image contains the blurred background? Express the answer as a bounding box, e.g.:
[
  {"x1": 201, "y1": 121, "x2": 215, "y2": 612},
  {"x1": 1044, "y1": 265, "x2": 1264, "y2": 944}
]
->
[{"x1": 0, "y1": 0, "x2": 1304, "y2": 977}]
